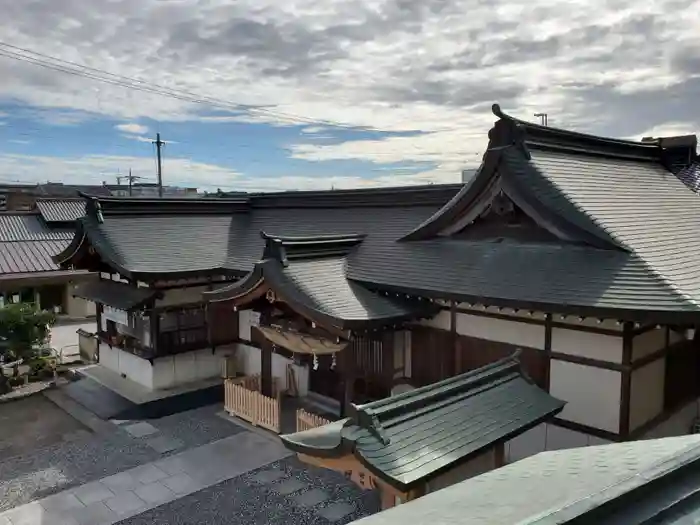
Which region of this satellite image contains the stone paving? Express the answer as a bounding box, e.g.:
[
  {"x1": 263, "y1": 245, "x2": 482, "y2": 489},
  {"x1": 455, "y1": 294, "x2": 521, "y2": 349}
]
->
[
  {"x1": 0, "y1": 431, "x2": 293, "y2": 525},
  {"x1": 0, "y1": 403, "x2": 244, "y2": 511}
]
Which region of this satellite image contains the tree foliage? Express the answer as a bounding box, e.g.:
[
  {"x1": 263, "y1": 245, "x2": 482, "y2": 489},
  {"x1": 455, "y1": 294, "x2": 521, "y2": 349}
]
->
[{"x1": 0, "y1": 302, "x2": 57, "y2": 362}]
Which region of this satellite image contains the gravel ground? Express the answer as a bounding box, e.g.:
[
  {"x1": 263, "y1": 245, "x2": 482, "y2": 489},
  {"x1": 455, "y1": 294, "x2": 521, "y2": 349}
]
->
[
  {"x1": 116, "y1": 456, "x2": 381, "y2": 525},
  {"x1": 0, "y1": 428, "x2": 160, "y2": 511},
  {"x1": 0, "y1": 404, "x2": 244, "y2": 512},
  {"x1": 138, "y1": 404, "x2": 246, "y2": 449}
]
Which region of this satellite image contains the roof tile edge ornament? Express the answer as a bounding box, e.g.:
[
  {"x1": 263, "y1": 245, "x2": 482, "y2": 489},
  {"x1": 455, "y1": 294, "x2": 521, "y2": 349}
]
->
[{"x1": 85, "y1": 196, "x2": 104, "y2": 224}]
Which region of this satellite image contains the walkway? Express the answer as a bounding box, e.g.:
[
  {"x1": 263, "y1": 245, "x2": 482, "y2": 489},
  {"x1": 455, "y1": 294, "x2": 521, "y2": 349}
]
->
[{"x1": 0, "y1": 431, "x2": 292, "y2": 525}]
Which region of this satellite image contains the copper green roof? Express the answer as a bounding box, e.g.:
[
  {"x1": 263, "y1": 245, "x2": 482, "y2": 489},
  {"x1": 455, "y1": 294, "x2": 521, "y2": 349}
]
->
[{"x1": 280, "y1": 353, "x2": 564, "y2": 491}]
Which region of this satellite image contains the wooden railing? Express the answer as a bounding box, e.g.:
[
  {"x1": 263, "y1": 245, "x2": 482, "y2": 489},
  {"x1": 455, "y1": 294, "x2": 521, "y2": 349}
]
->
[
  {"x1": 296, "y1": 409, "x2": 332, "y2": 433},
  {"x1": 224, "y1": 374, "x2": 283, "y2": 433}
]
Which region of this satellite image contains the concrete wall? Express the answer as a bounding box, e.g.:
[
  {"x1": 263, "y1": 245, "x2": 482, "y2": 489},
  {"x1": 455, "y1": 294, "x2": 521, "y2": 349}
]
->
[{"x1": 98, "y1": 343, "x2": 235, "y2": 390}]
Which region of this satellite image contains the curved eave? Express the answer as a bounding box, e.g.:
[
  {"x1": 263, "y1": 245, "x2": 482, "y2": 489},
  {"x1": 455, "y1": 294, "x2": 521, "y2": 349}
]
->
[
  {"x1": 205, "y1": 259, "x2": 436, "y2": 332},
  {"x1": 355, "y1": 280, "x2": 700, "y2": 325},
  {"x1": 203, "y1": 265, "x2": 265, "y2": 303},
  {"x1": 279, "y1": 419, "x2": 351, "y2": 458},
  {"x1": 400, "y1": 160, "x2": 491, "y2": 241},
  {"x1": 52, "y1": 223, "x2": 87, "y2": 268}
]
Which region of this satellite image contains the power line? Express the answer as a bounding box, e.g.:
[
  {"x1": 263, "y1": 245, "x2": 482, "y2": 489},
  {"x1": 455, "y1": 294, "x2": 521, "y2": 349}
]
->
[
  {"x1": 0, "y1": 42, "x2": 391, "y2": 132},
  {"x1": 0, "y1": 41, "x2": 493, "y2": 136}
]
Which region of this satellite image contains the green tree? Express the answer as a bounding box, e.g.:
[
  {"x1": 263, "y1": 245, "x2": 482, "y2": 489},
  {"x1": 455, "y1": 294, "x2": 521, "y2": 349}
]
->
[{"x1": 0, "y1": 302, "x2": 56, "y2": 392}]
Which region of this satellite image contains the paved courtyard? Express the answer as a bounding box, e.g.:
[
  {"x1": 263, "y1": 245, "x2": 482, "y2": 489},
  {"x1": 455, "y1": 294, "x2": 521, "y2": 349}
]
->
[{"x1": 0, "y1": 388, "x2": 379, "y2": 525}]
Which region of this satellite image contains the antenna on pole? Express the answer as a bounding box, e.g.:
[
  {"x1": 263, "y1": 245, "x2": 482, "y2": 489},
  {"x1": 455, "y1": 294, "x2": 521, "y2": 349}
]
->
[
  {"x1": 152, "y1": 133, "x2": 165, "y2": 197},
  {"x1": 534, "y1": 113, "x2": 548, "y2": 126}
]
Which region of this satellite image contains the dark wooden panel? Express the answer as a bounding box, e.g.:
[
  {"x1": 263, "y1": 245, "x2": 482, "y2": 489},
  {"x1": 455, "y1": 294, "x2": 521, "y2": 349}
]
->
[
  {"x1": 207, "y1": 302, "x2": 239, "y2": 345},
  {"x1": 455, "y1": 334, "x2": 548, "y2": 389},
  {"x1": 410, "y1": 326, "x2": 455, "y2": 387},
  {"x1": 664, "y1": 339, "x2": 700, "y2": 411}
]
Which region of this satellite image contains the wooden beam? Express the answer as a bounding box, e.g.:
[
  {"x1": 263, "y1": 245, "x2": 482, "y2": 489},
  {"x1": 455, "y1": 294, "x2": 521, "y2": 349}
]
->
[{"x1": 619, "y1": 322, "x2": 634, "y2": 437}]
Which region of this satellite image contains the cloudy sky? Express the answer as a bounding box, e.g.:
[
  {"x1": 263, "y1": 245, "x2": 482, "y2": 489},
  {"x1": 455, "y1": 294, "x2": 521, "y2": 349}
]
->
[{"x1": 0, "y1": 0, "x2": 697, "y2": 192}]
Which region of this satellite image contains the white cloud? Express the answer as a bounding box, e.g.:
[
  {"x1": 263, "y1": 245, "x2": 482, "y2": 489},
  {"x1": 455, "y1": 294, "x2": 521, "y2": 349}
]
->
[
  {"x1": 115, "y1": 122, "x2": 149, "y2": 135},
  {"x1": 0, "y1": 151, "x2": 434, "y2": 192},
  {"x1": 0, "y1": 0, "x2": 698, "y2": 185}
]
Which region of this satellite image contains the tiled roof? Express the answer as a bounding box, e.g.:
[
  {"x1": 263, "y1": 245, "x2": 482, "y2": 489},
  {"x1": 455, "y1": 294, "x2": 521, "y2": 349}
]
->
[
  {"x1": 205, "y1": 233, "x2": 436, "y2": 328},
  {"x1": 0, "y1": 240, "x2": 68, "y2": 274},
  {"x1": 0, "y1": 213, "x2": 72, "y2": 275},
  {"x1": 72, "y1": 280, "x2": 157, "y2": 310},
  {"x1": 350, "y1": 435, "x2": 700, "y2": 525},
  {"x1": 36, "y1": 199, "x2": 86, "y2": 223},
  {"x1": 57, "y1": 187, "x2": 452, "y2": 277},
  {"x1": 281, "y1": 354, "x2": 564, "y2": 491},
  {"x1": 675, "y1": 161, "x2": 700, "y2": 194},
  {"x1": 0, "y1": 214, "x2": 72, "y2": 242},
  {"x1": 385, "y1": 105, "x2": 700, "y2": 319},
  {"x1": 347, "y1": 239, "x2": 695, "y2": 318}
]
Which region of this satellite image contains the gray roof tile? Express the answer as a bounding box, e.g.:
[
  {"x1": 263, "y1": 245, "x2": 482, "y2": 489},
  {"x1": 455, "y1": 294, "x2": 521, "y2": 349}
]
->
[
  {"x1": 0, "y1": 214, "x2": 72, "y2": 241},
  {"x1": 36, "y1": 198, "x2": 86, "y2": 223},
  {"x1": 0, "y1": 240, "x2": 68, "y2": 274},
  {"x1": 206, "y1": 233, "x2": 436, "y2": 326},
  {"x1": 347, "y1": 239, "x2": 695, "y2": 316},
  {"x1": 508, "y1": 146, "x2": 700, "y2": 303}
]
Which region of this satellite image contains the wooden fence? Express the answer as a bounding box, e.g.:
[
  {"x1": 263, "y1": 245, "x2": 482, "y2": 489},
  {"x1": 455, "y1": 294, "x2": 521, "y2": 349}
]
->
[
  {"x1": 296, "y1": 408, "x2": 332, "y2": 432},
  {"x1": 224, "y1": 375, "x2": 282, "y2": 433}
]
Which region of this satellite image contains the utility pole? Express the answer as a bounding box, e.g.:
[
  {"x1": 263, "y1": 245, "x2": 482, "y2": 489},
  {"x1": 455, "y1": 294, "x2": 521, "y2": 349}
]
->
[
  {"x1": 126, "y1": 169, "x2": 141, "y2": 197},
  {"x1": 153, "y1": 133, "x2": 165, "y2": 197},
  {"x1": 534, "y1": 113, "x2": 548, "y2": 126}
]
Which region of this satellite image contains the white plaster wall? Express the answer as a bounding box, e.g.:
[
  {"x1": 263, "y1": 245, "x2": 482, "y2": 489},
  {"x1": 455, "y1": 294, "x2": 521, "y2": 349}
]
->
[
  {"x1": 238, "y1": 309, "x2": 261, "y2": 342},
  {"x1": 455, "y1": 305, "x2": 547, "y2": 322},
  {"x1": 455, "y1": 313, "x2": 545, "y2": 349},
  {"x1": 629, "y1": 358, "x2": 665, "y2": 431},
  {"x1": 98, "y1": 343, "x2": 153, "y2": 389},
  {"x1": 156, "y1": 286, "x2": 209, "y2": 308},
  {"x1": 505, "y1": 422, "x2": 613, "y2": 463},
  {"x1": 234, "y1": 342, "x2": 309, "y2": 396},
  {"x1": 550, "y1": 328, "x2": 623, "y2": 363},
  {"x1": 416, "y1": 310, "x2": 451, "y2": 331},
  {"x1": 151, "y1": 348, "x2": 230, "y2": 390},
  {"x1": 426, "y1": 449, "x2": 496, "y2": 493},
  {"x1": 632, "y1": 328, "x2": 666, "y2": 361},
  {"x1": 549, "y1": 360, "x2": 621, "y2": 433}
]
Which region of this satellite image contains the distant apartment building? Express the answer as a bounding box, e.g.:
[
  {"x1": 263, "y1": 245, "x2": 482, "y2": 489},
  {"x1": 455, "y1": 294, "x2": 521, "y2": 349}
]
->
[
  {"x1": 106, "y1": 183, "x2": 199, "y2": 198},
  {"x1": 0, "y1": 182, "x2": 199, "y2": 211}
]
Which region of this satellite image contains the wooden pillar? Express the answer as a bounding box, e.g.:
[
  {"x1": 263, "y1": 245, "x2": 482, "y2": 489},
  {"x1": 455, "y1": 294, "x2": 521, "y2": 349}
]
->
[
  {"x1": 342, "y1": 339, "x2": 356, "y2": 417},
  {"x1": 619, "y1": 321, "x2": 634, "y2": 438},
  {"x1": 260, "y1": 336, "x2": 273, "y2": 397},
  {"x1": 451, "y1": 301, "x2": 459, "y2": 375}
]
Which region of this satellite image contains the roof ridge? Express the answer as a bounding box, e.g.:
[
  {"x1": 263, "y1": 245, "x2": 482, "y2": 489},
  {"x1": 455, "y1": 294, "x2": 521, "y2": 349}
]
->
[
  {"x1": 260, "y1": 231, "x2": 366, "y2": 265},
  {"x1": 492, "y1": 103, "x2": 660, "y2": 154},
  {"x1": 353, "y1": 353, "x2": 523, "y2": 439}
]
